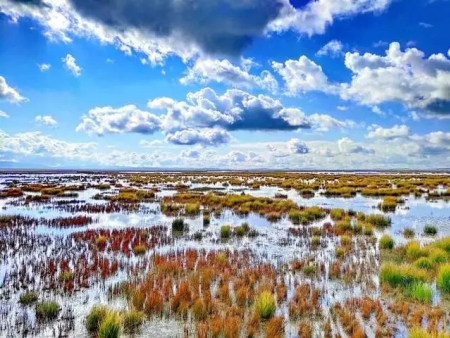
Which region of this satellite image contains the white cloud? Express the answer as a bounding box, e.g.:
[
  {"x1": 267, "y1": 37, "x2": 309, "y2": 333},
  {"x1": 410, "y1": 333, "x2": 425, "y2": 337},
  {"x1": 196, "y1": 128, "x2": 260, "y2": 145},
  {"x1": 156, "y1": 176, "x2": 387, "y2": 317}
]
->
[
  {"x1": 308, "y1": 113, "x2": 359, "y2": 132},
  {"x1": 0, "y1": 0, "x2": 395, "y2": 66},
  {"x1": 419, "y1": 22, "x2": 433, "y2": 28},
  {"x1": 0, "y1": 110, "x2": 9, "y2": 118},
  {"x1": 270, "y1": 0, "x2": 393, "y2": 36},
  {"x1": 180, "y1": 149, "x2": 201, "y2": 159},
  {"x1": 371, "y1": 106, "x2": 386, "y2": 116},
  {"x1": 0, "y1": 75, "x2": 27, "y2": 103},
  {"x1": 165, "y1": 128, "x2": 231, "y2": 146},
  {"x1": 180, "y1": 58, "x2": 278, "y2": 93},
  {"x1": 341, "y1": 42, "x2": 450, "y2": 115},
  {"x1": 366, "y1": 124, "x2": 410, "y2": 140},
  {"x1": 37, "y1": 63, "x2": 51, "y2": 72},
  {"x1": 76, "y1": 88, "x2": 359, "y2": 148},
  {"x1": 272, "y1": 56, "x2": 337, "y2": 95},
  {"x1": 76, "y1": 105, "x2": 161, "y2": 135},
  {"x1": 267, "y1": 138, "x2": 310, "y2": 157},
  {"x1": 35, "y1": 115, "x2": 58, "y2": 126},
  {"x1": 337, "y1": 106, "x2": 348, "y2": 111},
  {"x1": 338, "y1": 137, "x2": 375, "y2": 154},
  {"x1": 62, "y1": 54, "x2": 82, "y2": 77},
  {"x1": 316, "y1": 40, "x2": 343, "y2": 57}
]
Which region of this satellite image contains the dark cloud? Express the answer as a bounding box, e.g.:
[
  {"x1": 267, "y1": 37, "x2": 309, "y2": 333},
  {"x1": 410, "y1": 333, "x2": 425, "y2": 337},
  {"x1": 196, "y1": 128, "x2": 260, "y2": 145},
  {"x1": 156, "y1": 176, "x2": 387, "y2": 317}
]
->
[{"x1": 66, "y1": 0, "x2": 283, "y2": 56}]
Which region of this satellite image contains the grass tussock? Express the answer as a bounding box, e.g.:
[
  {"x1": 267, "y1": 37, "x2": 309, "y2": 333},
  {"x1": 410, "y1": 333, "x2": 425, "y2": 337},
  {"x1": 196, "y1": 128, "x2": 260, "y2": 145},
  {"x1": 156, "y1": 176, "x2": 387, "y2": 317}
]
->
[
  {"x1": 98, "y1": 311, "x2": 121, "y2": 338},
  {"x1": 438, "y1": 264, "x2": 450, "y2": 293},
  {"x1": 380, "y1": 263, "x2": 426, "y2": 288},
  {"x1": 255, "y1": 291, "x2": 276, "y2": 320},
  {"x1": 379, "y1": 235, "x2": 394, "y2": 250},
  {"x1": 19, "y1": 291, "x2": 38, "y2": 305},
  {"x1": 405, "y1": 282, "x2": 433, "y2": 303},
  {"x1": 36, "y1": 301, "x2": 60, "y2": 321}
]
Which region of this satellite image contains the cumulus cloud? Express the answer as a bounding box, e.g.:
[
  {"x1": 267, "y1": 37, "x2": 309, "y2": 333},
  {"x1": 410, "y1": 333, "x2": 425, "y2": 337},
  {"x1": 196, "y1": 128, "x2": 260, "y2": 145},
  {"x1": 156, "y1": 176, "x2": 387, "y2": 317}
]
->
[
  {"x1": 309, "y1": 114, "x2": 359, "y2": 132},
  {"x1": 76, "y1": 105, "x2": 161, "y2": 135},
  {"x1": 225, "y1": 151, "x2": 265, "y2": 164},
  {"x1": 165, "y1": 128, "x2": 231, "y2": 147},
  {"x1": 1, "y1": 0, "x2": 396, "y2": 64},
  {"x1": 0, "y1": 110, "x2": 9, "y2": 118},
  {"x1": 180, "y1": 58, "x2": 278, "y2": 93},
  {"x1": 341, "y1": 42, "x2": 450, "y2": 115},
  {"x1": 316, "y1": 40, "x2": 344, "y2": 57},
  {"x1": 148, "y1": 88, "x2": 311, "y2": 132},
  {"x1": 0, "y1": 130, "x2": 96, "y2": 159},
  {"x1": 272, "y1": 56, "x2": 337, "y2": 95},
  {"x1": 62, "y1": 54, "x2": 81, "y2": 77},
  {"x1": 366, "y1": 124, "x2": 410, "y2": 140},
  {"x1": 37, "y1": 63, "x2": 51, "y2": 72},
  {"x1": 0, "y1": 75, "x2": 27, "y2": 103},
  {"x1": 338, "y1": 137, "x2": 375, "y2": 154},
  {"x1": 180, "y1": 149, "x2": 201, "y2": 159},
  {"x1": 76, "y1": 88, "x2": 358, "y2": 147},
  {"x1": 35, "y1": 115, "x2": 58, "y2": 126},
  {"x1": 267, "y1": 138, "x2": 310, "y2": 157},
  {"x1": 270, "y1": 0, "x2": 393, "y2": 36}
]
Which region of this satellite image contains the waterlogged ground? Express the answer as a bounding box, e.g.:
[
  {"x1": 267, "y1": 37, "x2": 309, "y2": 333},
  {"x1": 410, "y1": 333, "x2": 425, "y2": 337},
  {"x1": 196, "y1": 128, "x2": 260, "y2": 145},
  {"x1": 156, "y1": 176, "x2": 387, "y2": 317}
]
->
[{"x1": 0, "y1": 172, "x2": 450, "y2": 338}]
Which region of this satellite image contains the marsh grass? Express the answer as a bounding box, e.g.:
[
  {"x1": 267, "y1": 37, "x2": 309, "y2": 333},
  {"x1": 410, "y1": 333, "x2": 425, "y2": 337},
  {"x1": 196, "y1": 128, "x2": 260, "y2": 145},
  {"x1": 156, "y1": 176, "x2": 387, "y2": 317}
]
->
[
  {"x1": 380, "y1": 263, "x2": 426, "y2": 288},
  {"x1": 19, "y1": 291, "x2": 38, "y2": 305},
  {"x1": 379, "y1": 235, "x2": 394, "y2": 250},
  {"x1": 403, "y1": 228, "x2": 415, "y2": 238},
  {"x1": 406, "y1": 282, "x2": 433, "y2": 303},
  {"x1": 98, "y1": 312, "x2": 121, "y2": 338},
  {"x1": 424, "y1": 225, "x2": 438, "y2": 236},
  {"x1": 185, "y1": 203, "x2": 200, "y2": 215},
  {"x1": 36, "y1": 301, "x2": 60, "y2": 321},
  {"x1": 255, "y1": 291, "x2": 276, "y2": 320},
  {"x1": 366, "y1": 214, "x2": 391, "y2": 228},
  {"x1": 438, "y1": 264, "x2": 450, "y2": 293},
  {"x1": 123, "y1": 310, "x2": 144, "y2": 333},
  {"x1": 86, "y1": 305, "x2": 108, "y2": 333},
  {"x1": 414, "y1": 257, "x2": 433, "y2": 270},
  {"x1": 406, "y1": 242, "x2": 429, "y2": 261},
  {"x1": 133, "y1": 244, "x2": 146, "y2": 255},
  {"x1": 220, "y1": 225, "x2": 231, "y2": 239},
  {"x1": 172, "y1": 218, "x2": 187, "y2": 232},
  {"x1": 409, "y1": 327, "x2": 450, "y2": 338}
]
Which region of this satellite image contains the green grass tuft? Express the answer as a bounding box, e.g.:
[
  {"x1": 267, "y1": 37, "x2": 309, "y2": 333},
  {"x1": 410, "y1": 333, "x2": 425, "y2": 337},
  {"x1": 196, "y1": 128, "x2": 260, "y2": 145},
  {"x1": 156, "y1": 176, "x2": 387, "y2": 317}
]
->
[
  {"x1": 255, "y1": 291, "x2": 276, "y2": 320},
  {"x1": 405, "y1": 282, "x2": 433, "y2": 303},
  {"x1": 438, "y1": 264, "x2": 450, "y2": 293},
  {"x1": 380, "y1": 263, "x2": 426, "y2": 288},
  {"x1": 98, "y1": 311, "x2": 121, "y2": 338},
  {"x1": 36, "y1": 301, "x2": 60, "y2": 321},
  {"x1": 86, "y1": 305, "x2": 109, "y2": 333},
  {"x1": 19, "y1": 291, "x2": 38, "y2": 305},
  {"x1": 379, "y1": 235, "x2": 394, "y2": 250}
]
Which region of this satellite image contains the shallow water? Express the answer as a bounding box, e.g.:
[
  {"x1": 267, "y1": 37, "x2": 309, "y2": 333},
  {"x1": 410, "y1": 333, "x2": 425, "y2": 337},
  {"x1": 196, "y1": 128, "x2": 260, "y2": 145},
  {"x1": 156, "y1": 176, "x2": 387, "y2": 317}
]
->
[{"x1": 0, "y1": 173, "x2": 449, "y2": 337}]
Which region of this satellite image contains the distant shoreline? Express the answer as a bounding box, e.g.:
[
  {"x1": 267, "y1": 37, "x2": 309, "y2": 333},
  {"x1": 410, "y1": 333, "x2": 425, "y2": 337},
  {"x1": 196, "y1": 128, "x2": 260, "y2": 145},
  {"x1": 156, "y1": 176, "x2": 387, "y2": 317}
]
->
[{"x1": 1, "y1": 169, "x2": 449, "y2": 175}]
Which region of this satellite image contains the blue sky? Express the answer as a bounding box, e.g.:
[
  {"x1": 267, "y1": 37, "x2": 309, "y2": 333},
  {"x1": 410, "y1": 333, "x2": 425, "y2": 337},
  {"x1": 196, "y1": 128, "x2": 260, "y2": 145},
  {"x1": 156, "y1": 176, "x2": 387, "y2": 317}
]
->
[{"x1": 0, "y1": 0, "x2": 449, "y2": 169}]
